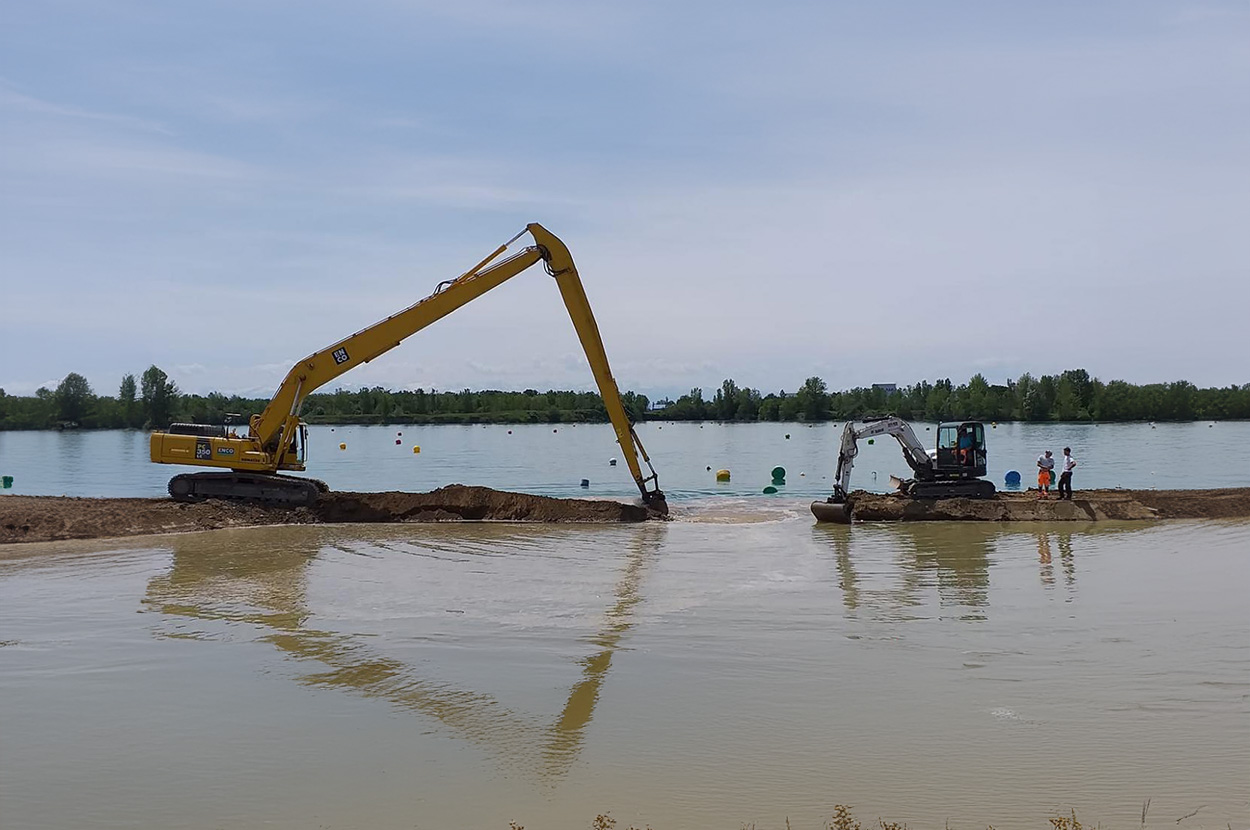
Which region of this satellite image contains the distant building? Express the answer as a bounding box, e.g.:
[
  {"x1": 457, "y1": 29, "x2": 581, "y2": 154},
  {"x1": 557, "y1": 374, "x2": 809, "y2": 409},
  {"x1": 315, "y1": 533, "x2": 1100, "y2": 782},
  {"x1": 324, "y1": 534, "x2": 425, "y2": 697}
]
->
[{"x1": 872, "y1": 383, "x2": 897, "y2": 394}]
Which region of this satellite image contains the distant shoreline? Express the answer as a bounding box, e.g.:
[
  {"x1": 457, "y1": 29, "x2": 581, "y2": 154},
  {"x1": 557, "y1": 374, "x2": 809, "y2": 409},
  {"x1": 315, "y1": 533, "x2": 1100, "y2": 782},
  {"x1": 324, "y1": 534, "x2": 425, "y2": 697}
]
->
[{"x1": 0, "y1": 416, "x2": 1243, "y2": 433}]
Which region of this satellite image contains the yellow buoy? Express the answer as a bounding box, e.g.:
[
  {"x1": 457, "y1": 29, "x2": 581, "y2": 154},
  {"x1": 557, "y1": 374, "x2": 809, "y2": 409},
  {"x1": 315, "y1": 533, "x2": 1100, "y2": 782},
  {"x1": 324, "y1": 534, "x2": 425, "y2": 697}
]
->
[
  {"x1": 412, "y1": 445, "x2": 421, "y2": 454},
  {"x1": 715, "y1": 469, "x2": 731, "y2": 482},
  {"x1": 339, "y1": 443, "x2": 346, "y2": 450}
]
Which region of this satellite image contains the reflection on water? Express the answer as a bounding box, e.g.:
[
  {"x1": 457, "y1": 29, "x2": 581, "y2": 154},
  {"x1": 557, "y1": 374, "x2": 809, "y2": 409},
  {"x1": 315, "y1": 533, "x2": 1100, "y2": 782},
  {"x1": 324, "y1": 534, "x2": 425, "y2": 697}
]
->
[
  {"x1": 813, "y1": 523, "x2": 995, "y2": 618},
  {"x1": 811, "y1": 522, "x2": 1140, "y2": 619},
  {"x1": 142, "y1": 524, "x2": 663, "y2": 782},
  {"x1": 3, "y1": 516, "x2": 1248, "y2": 830}
]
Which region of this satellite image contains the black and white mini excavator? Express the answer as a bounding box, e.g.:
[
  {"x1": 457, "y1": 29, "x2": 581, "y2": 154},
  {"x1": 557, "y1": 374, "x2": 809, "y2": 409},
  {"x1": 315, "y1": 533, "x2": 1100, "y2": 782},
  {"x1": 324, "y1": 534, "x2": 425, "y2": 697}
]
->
[{"x1": 811, "y1": 416, "x2": 996, "y2": 523}]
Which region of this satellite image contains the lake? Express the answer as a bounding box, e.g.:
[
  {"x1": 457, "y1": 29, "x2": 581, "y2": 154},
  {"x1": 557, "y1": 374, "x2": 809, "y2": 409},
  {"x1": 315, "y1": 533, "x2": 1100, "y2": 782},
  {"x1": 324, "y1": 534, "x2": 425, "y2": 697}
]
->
[
  {"x1": 0, "y1": 420, "x2": 1247, "y2": 500},
  {"x1": 1, "y1": 423, "x2": 1247, "y2": 828}
]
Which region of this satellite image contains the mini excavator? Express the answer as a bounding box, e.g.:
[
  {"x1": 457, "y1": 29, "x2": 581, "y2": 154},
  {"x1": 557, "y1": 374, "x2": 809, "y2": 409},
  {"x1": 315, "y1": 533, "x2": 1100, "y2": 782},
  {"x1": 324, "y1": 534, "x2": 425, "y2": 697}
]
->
[
  {"x1": 150, "y1": 224, "x2": 666, "y2": 514},
  {"x1": 811, "y1": 416, "x2": 995, "y2": 523}
]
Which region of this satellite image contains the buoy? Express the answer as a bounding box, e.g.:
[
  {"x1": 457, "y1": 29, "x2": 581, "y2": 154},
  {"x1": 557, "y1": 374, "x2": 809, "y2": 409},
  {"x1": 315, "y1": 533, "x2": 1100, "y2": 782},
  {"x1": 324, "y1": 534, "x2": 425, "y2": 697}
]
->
[
  {"x1": 507, "y1": 430, "x2": 512, "y2": 434},
  {"x1": 413, "y1": 445, "x2": 421, "y2": 454},
  {"x1": 610, "y1": 458, "x2": 617, "y2": 466},
  {"x1": 867, "y1": 438, "x2": 875, "y2": 445},
  {"x1": 800, "y1": 472, "x2": 805, "y2": 477},
  {"x1": 763, "y1": 485, "x2": 778, "y2": 494},
  {"x1": 580, "y1": 479, "x2": 590, "y2": 487},
  {"x1": 785, "y1": 434, "x2": 790, "y2": 439},
  {"x1": 395, "y1": 439, "x2": 401, "y2": 445},
  {"x1": 715, "y1": 469, "x2": 731, "y2": 482},
  {"x1": 771, "y1": 466, "x2": 786, "y2": 483},
  {"x1": 553, "y1": 429, "x2": 558, "y2": 433},
  {"x1": 1004, "y1": 470, "x2": 1021, "y2": 487},
  {"x1": 706, "y1": 466, "x2": 711, "y2": 471},
  {"x1": 339, "y1": 443, "x2": 346, "y2": 450},
  {"x1": 397, "y1": 431, "x2": 402, "y2": 436},
  {"x1": 1, "y1": 475, "x2": 13, "y2": 489}
]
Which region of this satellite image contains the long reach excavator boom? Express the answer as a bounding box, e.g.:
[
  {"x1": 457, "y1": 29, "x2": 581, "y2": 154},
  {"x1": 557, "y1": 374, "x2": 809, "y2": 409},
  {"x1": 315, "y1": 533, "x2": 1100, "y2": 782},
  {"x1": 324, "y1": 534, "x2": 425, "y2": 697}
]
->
[{"x1": 150, "y1": 224, "x2": 666, "y2": 513}]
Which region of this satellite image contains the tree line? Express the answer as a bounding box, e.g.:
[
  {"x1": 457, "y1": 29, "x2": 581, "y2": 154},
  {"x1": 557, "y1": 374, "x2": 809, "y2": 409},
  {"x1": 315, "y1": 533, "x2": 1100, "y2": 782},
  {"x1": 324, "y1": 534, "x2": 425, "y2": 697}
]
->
[
  {"x1": 1, "y1": 366, "x2": 1247, "y2": 431},
  {"x1": 656, "y1": 370, "x2": 1250, "y2": 423}
]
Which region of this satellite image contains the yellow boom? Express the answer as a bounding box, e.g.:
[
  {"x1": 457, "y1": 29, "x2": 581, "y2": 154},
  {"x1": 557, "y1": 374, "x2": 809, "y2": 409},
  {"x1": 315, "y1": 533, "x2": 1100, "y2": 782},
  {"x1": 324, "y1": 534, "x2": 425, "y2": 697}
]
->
[{"x1": 150, "y1": 224, "x2": 665, "y2": 511}]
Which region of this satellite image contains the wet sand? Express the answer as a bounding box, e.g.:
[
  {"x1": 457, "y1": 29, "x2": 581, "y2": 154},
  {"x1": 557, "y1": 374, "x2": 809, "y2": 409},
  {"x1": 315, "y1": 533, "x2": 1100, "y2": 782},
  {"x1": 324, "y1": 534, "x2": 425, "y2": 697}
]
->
[
  {"x1": 0, "y1": 485, "x2": 657, "y2": 544},
  {"x1": 842, "y1": 487, "x2": 1250, "y2": 521}
]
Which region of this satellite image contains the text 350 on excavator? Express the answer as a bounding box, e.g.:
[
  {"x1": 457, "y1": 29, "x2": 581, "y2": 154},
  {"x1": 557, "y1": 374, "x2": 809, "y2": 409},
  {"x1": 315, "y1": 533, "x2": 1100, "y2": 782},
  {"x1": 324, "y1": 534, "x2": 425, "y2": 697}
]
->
[
  {"x1": 149, "y1": 224, "x2": 667, "y2": 514},
  {"x1": 811, "y1": 416, "x2": 996, "y2": 523}
]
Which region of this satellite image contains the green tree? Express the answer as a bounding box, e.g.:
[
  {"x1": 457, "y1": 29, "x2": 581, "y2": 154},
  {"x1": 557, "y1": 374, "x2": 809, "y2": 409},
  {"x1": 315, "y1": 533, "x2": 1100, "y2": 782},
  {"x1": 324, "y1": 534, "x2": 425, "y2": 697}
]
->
[
  {"x1": 713, "y1": 379, "x2": 740, "y2": 421},
  {"x1": 118, "y1": 374, "x2": 139, "y2": 428},
  {"x1": 55, "y1": 372, "x2": 94, "y2": 424},
  {"x1": 796, "y1": 376, "x2": 830, "y2": 421},
  {"x1": 140, "y1": 365, "x2": 179, "y2": 428}
]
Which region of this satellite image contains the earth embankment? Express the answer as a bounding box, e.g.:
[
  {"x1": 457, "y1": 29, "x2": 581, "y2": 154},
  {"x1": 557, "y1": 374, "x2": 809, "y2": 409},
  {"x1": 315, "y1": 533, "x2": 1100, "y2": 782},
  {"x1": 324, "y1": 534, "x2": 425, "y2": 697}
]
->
[
  {"x1": 0, "y1": 485, "x2": 657, "y2": 544},
  {"x1": 842, "y1": 487, "x2": 1250, "y2": 522}
]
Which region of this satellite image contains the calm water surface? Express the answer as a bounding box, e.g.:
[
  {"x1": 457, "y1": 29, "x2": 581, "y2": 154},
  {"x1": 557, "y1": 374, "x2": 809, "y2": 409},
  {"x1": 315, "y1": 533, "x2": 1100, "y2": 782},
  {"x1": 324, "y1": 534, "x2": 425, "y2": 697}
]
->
[
  {"x1": 2, "y1": 515, "x2": 1248, "y2": 829},
  {"x1": 0, "y1": 420, "x2": 1247, "y2": 499},
  {"x1": 2, "y1": 424, "x2": 1248, "y2": 827}
]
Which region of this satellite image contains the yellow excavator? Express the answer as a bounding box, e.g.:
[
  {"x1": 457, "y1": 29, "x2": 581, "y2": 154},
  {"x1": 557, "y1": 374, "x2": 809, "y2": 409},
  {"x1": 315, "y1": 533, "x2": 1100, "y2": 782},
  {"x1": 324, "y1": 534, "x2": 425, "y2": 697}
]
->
[{"x1": 150, "y1": 224, "x2": 666, "y2": 513}]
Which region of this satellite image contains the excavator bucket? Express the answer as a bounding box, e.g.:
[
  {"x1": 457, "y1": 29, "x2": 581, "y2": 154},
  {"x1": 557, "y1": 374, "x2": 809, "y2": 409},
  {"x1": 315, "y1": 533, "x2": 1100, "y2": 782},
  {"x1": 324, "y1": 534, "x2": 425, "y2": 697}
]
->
[{"x1": 811, "y1": 500, "x2": 851, "y2": 524}]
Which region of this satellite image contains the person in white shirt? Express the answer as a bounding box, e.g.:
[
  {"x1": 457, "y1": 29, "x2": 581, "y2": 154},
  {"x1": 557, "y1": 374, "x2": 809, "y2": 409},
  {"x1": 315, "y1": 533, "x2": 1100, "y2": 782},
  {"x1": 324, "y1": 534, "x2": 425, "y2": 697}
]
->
[
  {"x1": 1058, "y1": 447, "x2": 1077, "y2": 500},
  {"x1": 1036, "y1": 450, "x2": 1055, "y2": 498}
]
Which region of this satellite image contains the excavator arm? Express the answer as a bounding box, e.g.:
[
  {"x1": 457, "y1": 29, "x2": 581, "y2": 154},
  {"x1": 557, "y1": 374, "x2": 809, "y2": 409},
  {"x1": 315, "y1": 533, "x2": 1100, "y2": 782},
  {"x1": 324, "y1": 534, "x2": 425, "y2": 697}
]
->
[
  {"x1": 151, "y1": 224, "x2": 665, "y2": 510},
  {"x1": 829, "y1": 416, "x2": 932, "y2": 502}
]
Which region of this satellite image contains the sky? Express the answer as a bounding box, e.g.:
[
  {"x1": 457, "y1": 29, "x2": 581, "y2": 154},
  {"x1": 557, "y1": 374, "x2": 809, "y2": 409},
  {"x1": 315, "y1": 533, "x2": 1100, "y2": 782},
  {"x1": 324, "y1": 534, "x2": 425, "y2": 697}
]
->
[{"x1": 2, "y1": 0, "x2": 1247, "y2": 400}]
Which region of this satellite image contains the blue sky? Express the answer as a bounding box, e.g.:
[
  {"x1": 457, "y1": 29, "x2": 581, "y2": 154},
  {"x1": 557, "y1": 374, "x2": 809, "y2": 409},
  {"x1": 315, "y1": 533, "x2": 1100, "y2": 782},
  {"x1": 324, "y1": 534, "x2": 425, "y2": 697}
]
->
[{"x1": 2, "y1": 1, "x2": 1247, "y2": 399}]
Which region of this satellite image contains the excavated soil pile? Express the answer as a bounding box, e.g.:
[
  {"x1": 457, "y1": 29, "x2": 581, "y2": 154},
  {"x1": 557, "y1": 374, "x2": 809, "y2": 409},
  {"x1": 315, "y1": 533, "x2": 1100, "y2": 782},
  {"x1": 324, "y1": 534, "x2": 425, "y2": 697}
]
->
[
  {"x1": 0, "y1": 485, "x2": 655, "y2": 544},
  {"x1": 843, "y1": 487, "x2": 1250, "y2": 522},
  {"x1": 314, "y1": 486, "x2": 653, "y2": 524}
]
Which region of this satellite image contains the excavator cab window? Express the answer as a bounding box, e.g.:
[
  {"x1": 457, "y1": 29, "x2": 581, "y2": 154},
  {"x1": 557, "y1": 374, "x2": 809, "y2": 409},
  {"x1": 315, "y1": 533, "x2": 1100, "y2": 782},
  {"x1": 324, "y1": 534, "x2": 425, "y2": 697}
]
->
[
  {"x1": 936, "y1": 424, "x2": 959, "y2": 467},
  {"x1": 955, "y1": 422, "x2": 987, "y2": 473}
]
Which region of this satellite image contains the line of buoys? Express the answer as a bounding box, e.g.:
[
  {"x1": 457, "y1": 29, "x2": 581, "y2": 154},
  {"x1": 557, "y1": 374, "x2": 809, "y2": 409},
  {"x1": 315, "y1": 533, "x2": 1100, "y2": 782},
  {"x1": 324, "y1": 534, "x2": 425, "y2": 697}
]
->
[{"x1": 715, "y1": 469, "x2": 731, "y2": 482}]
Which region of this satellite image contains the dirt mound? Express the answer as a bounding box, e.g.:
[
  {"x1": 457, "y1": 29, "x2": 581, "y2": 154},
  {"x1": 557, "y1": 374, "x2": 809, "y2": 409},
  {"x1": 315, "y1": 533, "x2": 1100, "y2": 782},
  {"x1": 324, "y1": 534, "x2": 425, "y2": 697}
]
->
[
  {"x1": 0, "y1": 485, "x2": 657, "y2": 545},
  {"x1": 841, "y1": 487, "x2": 1250, "y2": 522},
  {"x1": 313, "y1": 485, "x2": 653, "y2": 524}
]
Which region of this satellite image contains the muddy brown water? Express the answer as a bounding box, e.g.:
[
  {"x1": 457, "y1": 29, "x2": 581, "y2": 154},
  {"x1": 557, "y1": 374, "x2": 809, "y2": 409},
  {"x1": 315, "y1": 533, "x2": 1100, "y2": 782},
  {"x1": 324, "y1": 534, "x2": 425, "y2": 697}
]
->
[{"x1": 1, "y1": 509, "x2": 1246, "y2": 829}]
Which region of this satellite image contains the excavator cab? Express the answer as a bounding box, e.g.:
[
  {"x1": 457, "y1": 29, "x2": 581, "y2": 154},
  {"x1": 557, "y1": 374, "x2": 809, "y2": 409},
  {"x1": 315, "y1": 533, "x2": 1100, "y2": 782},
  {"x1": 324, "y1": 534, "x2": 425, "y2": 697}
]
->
[{"x1": 935, "y1": 422, "x2": 987, "y2": 478}]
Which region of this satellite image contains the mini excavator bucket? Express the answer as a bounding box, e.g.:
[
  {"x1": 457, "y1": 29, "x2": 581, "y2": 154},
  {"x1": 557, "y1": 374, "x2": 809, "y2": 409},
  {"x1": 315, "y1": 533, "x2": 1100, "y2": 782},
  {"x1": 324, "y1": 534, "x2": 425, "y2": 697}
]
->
[{"x1": 811, "y1": 499, "x2": 851, "y2": 523}]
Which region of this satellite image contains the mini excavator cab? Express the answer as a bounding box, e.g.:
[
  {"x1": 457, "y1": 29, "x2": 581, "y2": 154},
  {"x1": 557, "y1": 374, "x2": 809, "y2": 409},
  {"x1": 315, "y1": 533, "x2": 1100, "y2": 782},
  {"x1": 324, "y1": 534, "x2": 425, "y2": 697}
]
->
[{"x1": 935, "y1": 422, "x2": 987, "y2": 478}]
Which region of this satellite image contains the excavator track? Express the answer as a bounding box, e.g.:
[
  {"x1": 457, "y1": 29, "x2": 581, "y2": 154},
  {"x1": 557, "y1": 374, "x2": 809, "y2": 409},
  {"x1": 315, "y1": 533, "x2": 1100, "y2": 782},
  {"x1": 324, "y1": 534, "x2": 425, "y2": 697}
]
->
[
  {"x1": 905, "y1": 478, "x2": 997, "y2": 499},
  {"x1": 168, "y1": 472, "x2": 328, "y2": 507}
]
